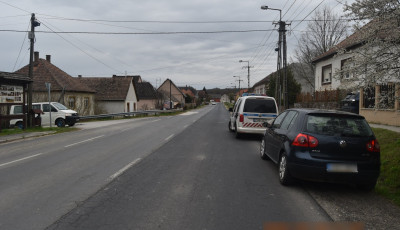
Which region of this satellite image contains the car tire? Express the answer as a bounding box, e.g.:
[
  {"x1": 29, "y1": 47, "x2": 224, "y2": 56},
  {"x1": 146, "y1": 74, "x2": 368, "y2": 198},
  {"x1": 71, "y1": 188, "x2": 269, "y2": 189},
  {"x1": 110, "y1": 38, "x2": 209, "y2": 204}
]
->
[
  {"x1": 56, "y1": 118, "x2": 66, "y2": 127},
  {"x1": 235, "y1": 124, "x2": 241, "y2": 138},
  {"x1": 228, "y1": 121, "x2": 233, "y2": 132},
  {"x1": 15, "y1": 121, "x2": 24, "y2": 129},
  {"x1": 260, "y1": 139, "x2": 270, "y2": 160},
  {"x1": 278, "y1": 153, "x2": 293, "y2": 185}
]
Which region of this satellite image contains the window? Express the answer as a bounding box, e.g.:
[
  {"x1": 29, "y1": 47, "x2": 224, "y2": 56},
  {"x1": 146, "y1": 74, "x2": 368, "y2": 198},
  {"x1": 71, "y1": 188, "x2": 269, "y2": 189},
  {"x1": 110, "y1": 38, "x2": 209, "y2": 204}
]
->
[
  {"x1": 84, "y1": 97, "x2": 89, "y2": 109},
  {"x1": 272, "y1": 111, "x2": 287, "y2": 129},
  {"x1": 322, "y1": 65, "x2": 332, "y2": 84},
  {"x1": 280, "y1": 111, "x2": 299, "y2": 130},
  {"x1": 306, "y1": 115, "x2": 373, "y2": 137},
  {"x1": 243, "y1": 98, "x2": 277, "y2": 113},
  {"x1": 43, "y1": 104, "x2": 57, "y2": 112},
  {"x1": 341, "y1": 59, "x2": 354, "y2": 80},
  {"x1": 68, "y1": 96, "x2": 76, "y2": 109}
]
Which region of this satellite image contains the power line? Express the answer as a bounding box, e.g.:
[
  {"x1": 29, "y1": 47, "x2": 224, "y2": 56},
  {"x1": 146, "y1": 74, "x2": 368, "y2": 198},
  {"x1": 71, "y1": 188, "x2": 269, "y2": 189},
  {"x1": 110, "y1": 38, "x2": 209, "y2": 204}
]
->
[
  {"x1": 12, "y1": 21, "x2": 30, "y2": 71},
  {"x1": 0, "y1": 29, "x2": 276, "y2": 35},
  {"x1": 39, "y1": 21, "x2": 123, "y2": 74}
]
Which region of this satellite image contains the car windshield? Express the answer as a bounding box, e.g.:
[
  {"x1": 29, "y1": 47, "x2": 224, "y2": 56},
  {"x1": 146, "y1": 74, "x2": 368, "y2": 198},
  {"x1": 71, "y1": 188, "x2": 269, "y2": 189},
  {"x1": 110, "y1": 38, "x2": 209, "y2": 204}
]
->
[
  {"x1": 52, "y1": 102, "x2": 69, "y2": 110},
  {"x1": 305, "y1": 114, "x2": 373, "y2": 137},
  {"x1": 243, "y1": 98, "x2": 276, "y2": 113}
]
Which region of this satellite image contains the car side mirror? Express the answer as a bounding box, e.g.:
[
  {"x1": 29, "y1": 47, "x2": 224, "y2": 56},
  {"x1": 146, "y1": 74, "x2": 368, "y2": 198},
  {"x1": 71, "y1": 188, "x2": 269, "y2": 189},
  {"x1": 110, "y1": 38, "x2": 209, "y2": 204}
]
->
[{"x1": 263, "y1": 121, "x2": 272, "y2": 128}]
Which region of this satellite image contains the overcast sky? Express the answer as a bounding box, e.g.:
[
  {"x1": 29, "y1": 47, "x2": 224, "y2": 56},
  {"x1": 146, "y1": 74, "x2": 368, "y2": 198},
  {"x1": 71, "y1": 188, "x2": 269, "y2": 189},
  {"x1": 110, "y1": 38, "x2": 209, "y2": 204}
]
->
[{"x1": 0, "y1": 0, "x2": 351, "y2": 90}]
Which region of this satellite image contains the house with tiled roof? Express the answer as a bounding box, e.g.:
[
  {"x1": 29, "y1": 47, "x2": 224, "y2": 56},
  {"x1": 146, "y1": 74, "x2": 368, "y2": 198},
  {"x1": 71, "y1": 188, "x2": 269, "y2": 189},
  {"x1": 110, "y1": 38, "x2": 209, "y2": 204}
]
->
[
  {"x1": 15, "y1": 52, "x2": 96, "y2": 115},
  {"x1": 125, "y1": 75, "x2": 159, "y2": 110},
  {"x1": 78, "y1": 75, "x2": 138, "y2": 114},
  {"x1": 179, "y1": 86, "x2": 197, "y2": 103},
  {"x1": 312, "y1": 19, "x2": 400, "y2": 126},
  {"x1": 157, "y1": 79, "x2": 185, "y2": 109}
]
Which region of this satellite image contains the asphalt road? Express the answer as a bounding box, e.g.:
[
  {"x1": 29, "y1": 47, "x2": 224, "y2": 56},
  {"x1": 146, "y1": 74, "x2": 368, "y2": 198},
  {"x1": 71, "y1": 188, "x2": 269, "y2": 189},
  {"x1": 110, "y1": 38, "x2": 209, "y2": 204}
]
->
[
  {"x1": 0, "y1": 106, "x2": 213, "y2": 230},
  {"x1": 45, "y1": 104, "x2": 330, "y2": 230}
]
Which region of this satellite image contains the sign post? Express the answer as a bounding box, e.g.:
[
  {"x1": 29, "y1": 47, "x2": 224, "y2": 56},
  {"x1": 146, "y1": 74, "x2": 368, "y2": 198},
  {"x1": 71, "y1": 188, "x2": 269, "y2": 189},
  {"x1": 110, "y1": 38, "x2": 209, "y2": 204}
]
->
[{"x1": 45, "y1": 83, "x2": 51, "y2": 128}]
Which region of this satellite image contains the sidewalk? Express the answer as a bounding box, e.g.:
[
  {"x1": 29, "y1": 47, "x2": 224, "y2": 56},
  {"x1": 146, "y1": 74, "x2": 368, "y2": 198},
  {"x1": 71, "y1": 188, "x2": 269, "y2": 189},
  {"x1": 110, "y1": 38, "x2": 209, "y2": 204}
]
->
[{"x1": 369, "y1": 123, "x2": 400, "y2": 133}]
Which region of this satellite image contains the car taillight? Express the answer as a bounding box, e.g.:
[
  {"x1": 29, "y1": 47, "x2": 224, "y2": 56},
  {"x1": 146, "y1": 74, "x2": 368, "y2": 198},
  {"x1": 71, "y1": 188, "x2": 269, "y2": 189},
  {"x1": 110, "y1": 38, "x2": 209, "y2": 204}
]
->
[
  {"x1": 292, "y1": 133, "x2": 319, "y2": 148},
  {"x1": 366, "y1": 139, "x2": 380, "y2": 152},
  {"x1": 239, "y1": 114, "x2": 244, "y2": 122}
]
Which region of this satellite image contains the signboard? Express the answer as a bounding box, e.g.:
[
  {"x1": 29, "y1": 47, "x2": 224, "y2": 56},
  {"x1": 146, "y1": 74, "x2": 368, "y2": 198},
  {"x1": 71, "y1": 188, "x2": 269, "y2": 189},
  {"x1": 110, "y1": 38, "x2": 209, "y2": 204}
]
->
[{"x1": 0, "y1": 85, "x2": 23, "y2": 103}]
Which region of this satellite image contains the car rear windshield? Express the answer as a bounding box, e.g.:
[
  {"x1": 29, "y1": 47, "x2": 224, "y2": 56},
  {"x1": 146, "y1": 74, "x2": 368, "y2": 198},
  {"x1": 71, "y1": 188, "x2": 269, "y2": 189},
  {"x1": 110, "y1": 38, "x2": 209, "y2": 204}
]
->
[
  {"x1": 243, "y1": 98, "x2": 277, "y2": 113},
  {"x1": 305, "y1": 114, "x2": 373, "y2": 137}
]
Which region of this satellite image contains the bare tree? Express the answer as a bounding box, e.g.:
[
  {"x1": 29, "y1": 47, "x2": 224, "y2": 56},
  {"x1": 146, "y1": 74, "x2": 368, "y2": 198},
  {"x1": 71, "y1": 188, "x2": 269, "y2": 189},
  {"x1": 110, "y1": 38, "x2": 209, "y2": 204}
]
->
[
  {"x1": 294, "y1": 6, "x2": 349, "y2": 90},
  {"x1": 339, "y1": 0, "x2": 400, "y2": 85}
]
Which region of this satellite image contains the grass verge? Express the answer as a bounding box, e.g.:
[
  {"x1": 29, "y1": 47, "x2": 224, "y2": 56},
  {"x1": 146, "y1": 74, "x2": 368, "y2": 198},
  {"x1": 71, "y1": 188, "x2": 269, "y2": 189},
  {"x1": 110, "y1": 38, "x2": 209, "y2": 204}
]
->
[
  {"x1": 0, "y1": 126, "x2": 78, "y2": 136},
  {"x1": 373, "y1": 128, "x2": 400, "y2": 206}
]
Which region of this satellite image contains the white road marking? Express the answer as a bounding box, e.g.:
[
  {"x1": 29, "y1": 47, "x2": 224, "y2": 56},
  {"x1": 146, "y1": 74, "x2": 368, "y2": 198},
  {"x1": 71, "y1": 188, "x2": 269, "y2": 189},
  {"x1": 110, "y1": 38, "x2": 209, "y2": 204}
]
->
[
  {"x1": 108, "y1": 158, "x2": 141, "y2": 181},
  {"x1": 180, "y1": 111, "x2": 198, "y2": 116},
  {"x1": 64, "y1": 135, "x2": 105, "y2": 148},
  {"x1": 0, "y1": 153, "x2": 44, "y2": 168},
  {"x1": 165, "y1": 134, "x2": 175, "y2": 141},
  {"x1": 184, "y1": 124, "x2": 188, "y2": 128},
  {"x1": 150, "y1": 119, "x2": 161, "y2": 122}
]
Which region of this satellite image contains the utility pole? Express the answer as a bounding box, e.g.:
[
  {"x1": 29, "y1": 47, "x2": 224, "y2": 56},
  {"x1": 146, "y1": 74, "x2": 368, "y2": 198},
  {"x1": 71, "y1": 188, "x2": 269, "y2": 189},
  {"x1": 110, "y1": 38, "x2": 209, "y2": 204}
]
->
[
  {"x1": 233, "y1": 76, "x2": 243, "y2": 96},
  {"x1": 261, "y1": 6, "x2": 290, "y2": 110},
  {"x1": 27, "y1": 13, "x2": 40, "y2": 128},
  {"x1": 239, "y1": 60, "x2": 253, "y2": 90}
]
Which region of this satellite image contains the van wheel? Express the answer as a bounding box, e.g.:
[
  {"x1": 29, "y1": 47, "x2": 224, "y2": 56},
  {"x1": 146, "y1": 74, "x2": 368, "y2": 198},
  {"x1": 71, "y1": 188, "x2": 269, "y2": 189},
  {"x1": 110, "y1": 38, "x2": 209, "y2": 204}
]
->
[
  {"x1": 15, "y1": 121, "x2": 24, "y2": 129},
  {"x1": 235, "y1": 124, "x2": 241, "y2": 138},
  {"x1": 56, "y1": 119, "x2": 66, "y2": 127}
]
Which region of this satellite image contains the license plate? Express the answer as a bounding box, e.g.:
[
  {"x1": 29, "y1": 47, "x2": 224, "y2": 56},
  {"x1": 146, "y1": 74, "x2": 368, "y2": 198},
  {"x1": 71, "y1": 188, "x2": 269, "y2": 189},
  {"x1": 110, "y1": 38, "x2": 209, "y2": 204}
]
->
[
  {"x1": 253, "y1": 118, "x2": 263, "y2": 122},
  {"x1": 326, "y1": 163, "x2": 358, "y2": 173}
]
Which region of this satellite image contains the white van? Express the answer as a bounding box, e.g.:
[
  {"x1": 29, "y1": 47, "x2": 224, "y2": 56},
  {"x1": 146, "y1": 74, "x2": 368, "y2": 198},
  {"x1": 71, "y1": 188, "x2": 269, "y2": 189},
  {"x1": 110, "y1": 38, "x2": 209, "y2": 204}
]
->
[
  {"x1": 10, "y1": 102, "x2": 79, "y2": 128},
  {"x1": 229, "y1": 95, "x2": 278, "y2": 138}
]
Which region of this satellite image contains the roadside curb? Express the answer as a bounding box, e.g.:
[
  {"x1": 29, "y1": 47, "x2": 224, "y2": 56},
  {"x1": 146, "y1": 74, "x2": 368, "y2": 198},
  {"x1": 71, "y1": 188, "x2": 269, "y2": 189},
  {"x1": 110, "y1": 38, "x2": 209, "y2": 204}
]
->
[{"x1": 0, "y1": 131, "x2": 56, "y2": 144}]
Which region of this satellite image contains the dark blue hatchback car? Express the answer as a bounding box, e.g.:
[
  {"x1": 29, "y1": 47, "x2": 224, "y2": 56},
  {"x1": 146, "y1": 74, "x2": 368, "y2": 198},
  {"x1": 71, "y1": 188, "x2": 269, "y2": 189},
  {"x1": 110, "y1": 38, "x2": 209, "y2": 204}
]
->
[{"x1": 260, "y1": 108, "x2": 380, "y2": 191}]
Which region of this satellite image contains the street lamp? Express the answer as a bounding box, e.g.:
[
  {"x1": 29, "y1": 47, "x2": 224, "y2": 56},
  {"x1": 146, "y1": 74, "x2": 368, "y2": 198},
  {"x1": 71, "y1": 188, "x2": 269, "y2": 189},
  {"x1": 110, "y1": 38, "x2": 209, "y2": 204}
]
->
[
  {"x1": 239, "y1": 60, "x2": 251, "y2": 89},
  {"x1": 260, "y1": 6, "x2": 281, "y2": 20}
]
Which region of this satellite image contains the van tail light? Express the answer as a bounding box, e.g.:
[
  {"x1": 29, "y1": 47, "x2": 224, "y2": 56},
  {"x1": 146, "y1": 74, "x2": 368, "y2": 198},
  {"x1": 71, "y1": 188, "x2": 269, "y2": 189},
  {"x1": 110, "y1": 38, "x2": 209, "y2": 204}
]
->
[
  {"x1": 292, "y1": 133, "x2": 319, "y2": 148},
  {"x1": 239, "y1": 114, "x2": 244, "y2": 123},
  {"x1": 366, "y1": 139, "x2": 380, "y2": 152}
]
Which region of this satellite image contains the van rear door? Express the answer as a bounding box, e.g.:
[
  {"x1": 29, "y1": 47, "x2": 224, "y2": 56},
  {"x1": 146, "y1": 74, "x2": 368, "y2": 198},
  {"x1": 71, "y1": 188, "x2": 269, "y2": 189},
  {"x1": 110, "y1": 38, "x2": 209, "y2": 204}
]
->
[{"x1": 243, "y1": 97, "x2": 278, "y2": 126}]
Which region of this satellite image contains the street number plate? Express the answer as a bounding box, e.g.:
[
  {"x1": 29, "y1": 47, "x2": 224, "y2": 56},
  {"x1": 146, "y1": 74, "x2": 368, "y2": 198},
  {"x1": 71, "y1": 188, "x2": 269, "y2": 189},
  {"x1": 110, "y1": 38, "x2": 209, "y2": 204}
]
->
[{"x1": 327, "y1": 163, "x2": 358, "y2": 173}]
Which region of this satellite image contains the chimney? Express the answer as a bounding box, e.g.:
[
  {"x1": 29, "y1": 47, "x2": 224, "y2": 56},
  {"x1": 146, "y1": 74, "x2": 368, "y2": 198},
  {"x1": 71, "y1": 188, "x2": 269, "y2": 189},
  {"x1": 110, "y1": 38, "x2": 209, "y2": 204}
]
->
[
  {"x1": 34, "y1": 51, "x2": 39, "y2": 65},
  {"x1": 46, "y1": 55, "x2": 51, "y2": 63}
]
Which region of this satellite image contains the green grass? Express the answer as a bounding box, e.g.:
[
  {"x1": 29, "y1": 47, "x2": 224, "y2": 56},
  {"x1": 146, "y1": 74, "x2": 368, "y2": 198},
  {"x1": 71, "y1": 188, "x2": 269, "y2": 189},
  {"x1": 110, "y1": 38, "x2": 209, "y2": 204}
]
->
[
  {"x1": 373, "y1": 128, "x2": 400, "y2": 206},
  {"x1": 0, "y1": 126, "x2": 78, "y2": 136}
]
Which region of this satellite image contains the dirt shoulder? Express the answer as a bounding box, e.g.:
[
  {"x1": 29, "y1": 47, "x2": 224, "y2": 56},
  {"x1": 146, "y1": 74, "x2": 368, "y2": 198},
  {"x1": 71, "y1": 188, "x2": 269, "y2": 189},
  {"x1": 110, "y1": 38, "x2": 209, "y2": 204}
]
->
[{"x1": 303, "y1": 182, "x2": 400, "y2": 230}]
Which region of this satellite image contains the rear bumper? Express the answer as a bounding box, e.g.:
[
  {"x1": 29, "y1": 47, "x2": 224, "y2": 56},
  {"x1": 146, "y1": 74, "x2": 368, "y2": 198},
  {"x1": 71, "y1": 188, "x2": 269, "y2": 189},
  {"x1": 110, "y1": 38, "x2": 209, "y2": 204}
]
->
[
  {"x1": 237, "y1": 126, "x2": 266, "y2": 135},
  {"x1": 287, "y1": 159, "x2": 380, "y2": 184}
]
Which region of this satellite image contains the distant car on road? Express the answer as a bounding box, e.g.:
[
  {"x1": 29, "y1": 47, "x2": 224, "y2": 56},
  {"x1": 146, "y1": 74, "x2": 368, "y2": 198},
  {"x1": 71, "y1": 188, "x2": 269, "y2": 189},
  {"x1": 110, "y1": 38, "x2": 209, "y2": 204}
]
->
[
  {"x1": 340, "y1": 92, "x2": 359, "y2": 114},
  {"x1": 229, "y1": 95, "x2": 278, "y2": 138},
  {"x1": 210, "y1": 100, "x2": 216, "y2": 105},
  {"x1": 260, "y1": 108, "x2": 380, "y2": 191}
]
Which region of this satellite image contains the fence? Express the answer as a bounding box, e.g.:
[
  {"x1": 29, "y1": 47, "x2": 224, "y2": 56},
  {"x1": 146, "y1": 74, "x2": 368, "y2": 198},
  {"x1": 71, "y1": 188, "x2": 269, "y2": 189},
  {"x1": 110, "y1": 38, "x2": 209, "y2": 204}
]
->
[
  {"x1": 296, "y1": 89, "x2": 344, "y2": 103},
  {"x1": 78, "y1": 109, "x2": 178, "y2": 120}
]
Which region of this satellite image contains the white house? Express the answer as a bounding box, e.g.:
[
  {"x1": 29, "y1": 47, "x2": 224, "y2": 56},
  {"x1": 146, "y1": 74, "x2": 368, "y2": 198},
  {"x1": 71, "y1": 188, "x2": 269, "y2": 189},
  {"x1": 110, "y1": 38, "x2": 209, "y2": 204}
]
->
[{"x1": 78, "y1": 76, "x2": 138, "y2": 114}]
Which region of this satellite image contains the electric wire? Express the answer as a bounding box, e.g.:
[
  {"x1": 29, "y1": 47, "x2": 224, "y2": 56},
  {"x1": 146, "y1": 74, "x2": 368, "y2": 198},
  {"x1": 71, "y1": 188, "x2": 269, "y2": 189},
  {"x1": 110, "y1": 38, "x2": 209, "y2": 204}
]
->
[
  {"x1": 38, "y1": 20, "x2": 124, "y2": 74},
  {"x1": 12, "y1": 21, "x2": 30, "y2": 71}
]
